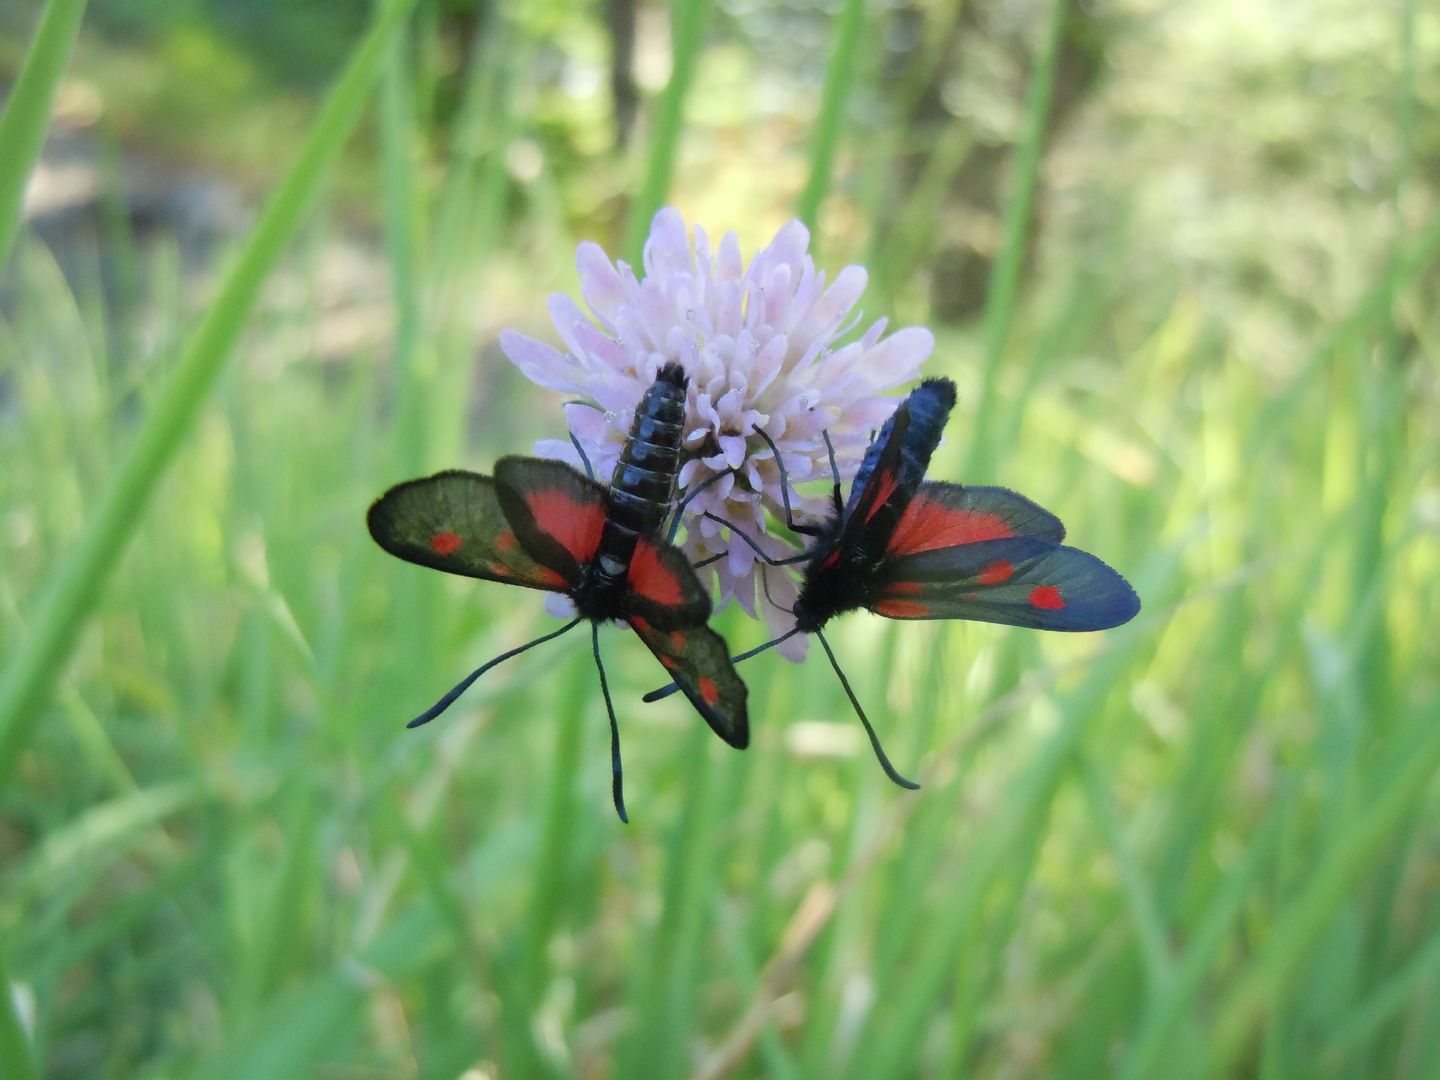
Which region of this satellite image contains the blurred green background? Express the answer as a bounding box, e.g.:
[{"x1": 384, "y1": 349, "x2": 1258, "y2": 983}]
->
[{"x1": 2, "y1": 0, "x2": 1438, "y2": 1076}]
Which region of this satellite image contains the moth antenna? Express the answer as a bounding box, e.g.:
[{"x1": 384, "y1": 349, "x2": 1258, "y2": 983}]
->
[
  {"x1": 692, "y1": 551, "x2": 725, "y2": 569},
  {"x1": 406, "y1": 617, "x2": 584, "y2": 729},
  {"x1": 667, "y1": 467, "x2": 733, "y2": 543},
  {"x1": 701, "y1": 512, "x2": 810, "y2": 566},
  {"x1": 820, "y1": 429, "x2": 843, "y2": 515},
  {"x1": 642, "y1": 627, "x2": 803, "y2": 703},
  {"x1": 814, "y1": 629, "x2": 920, "y2": 790},
  {"x1": 591, "y1": 623, "x2": 629, "y2": 823}
]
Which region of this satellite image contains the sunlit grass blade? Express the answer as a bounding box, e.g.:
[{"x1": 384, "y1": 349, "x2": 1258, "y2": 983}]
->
[
  {"x1": 1212, "y1": 709, "x2": 1440, "y2": 1069},
  {"x1": 795, "y1": 0, "x2": 868, "y2": 236},
  {"x1": 0, "y1": 0, "x2": 89, "y2": 273},
  {"x1": 964, "y1": 0, "x2": 1065, "y2": 474},
  {"x1": 0, "y1": 0, "x2": 420, "y2": 792},
  {"x1": 621, "y1": 0, "x2": 715, "y2": 263},
  {"x1": 0, "y1": 950, "x2": 38, "y2": 1080}
]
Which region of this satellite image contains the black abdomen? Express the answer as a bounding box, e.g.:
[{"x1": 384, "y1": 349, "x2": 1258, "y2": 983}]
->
[{"x1": 588, "y1": 363, "x2": 688, "y2": 593}]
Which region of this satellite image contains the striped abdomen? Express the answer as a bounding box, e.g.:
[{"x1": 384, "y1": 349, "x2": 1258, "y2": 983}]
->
[{"x1": 588, "y1": 362, "x2": 687, "y2": 592}]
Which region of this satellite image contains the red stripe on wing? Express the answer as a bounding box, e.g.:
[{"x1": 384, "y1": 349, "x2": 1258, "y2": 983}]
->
[
  {"x1": 886, "y1": 491, "x2": 1015, "y2": 557},
  {"x1": 524, "y1": 489, "x2": 605, "y2": 566},
  {"x1": 629, "y1": 539, "x2": 685, "y2": 606}
]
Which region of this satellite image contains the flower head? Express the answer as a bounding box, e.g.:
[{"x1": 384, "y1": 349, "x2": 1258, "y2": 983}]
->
[{"x1": 500, "y1": 207, "x2": 934, "y2": 656}]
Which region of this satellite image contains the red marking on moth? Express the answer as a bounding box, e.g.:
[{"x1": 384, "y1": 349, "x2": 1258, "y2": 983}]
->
[
  {"x1": 429, "y1": 531, "x2": 463, "y2": 556},
  {"x1": 887, "y1": 581, "x2": 924, "y2": 596},
  {"x1": 631, "y1": 616, "x2": 651, "y2": 634},
  {"x1": 887, "y1": 495, "x2": 1014, "y2": 557},
  {"x1": 819, "y1": 551, "x2": 840, "y2": 572},
  {"x1": 495, "y1": 530, "x2": 517, "y2": 552},
  {"x1": 660, "y1": 655, "x2": 679, "y2": 670},
  {"x1": 1029, "y1": 585, "x2": 1065, "y2": 610},
  {"x1": 669, "y1": 630, "x2": 687, "y2": 651},
  {"x1": 485, "y1": 561, "x2": 507, "y2": 575},
  {"x1": 524, "y1": 490, "x2": 604, "y2": 563},
  {"x1": 698, "y1": 676, "x2": 720, "y2": 706},
  {"x1": 533, "y1": 566, "x2": 568, "y2": 589},
  {"x1": 863, "y1": 470, "x2": 900, "y2": 522},
  {"x1": 873, "y1": 598, "x2": 931, "y2": 618},
  {"x1": 629, "y1": 541, "x2": 685, "y2": 606},
  {"x1": 978, "y1": 559, "x2": 1013, "y2": 585}
]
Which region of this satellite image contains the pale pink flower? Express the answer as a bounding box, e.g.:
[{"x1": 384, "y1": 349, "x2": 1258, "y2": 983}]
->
[{"x1": 500, "y1": 207, "x2": 934, "y2": 657}]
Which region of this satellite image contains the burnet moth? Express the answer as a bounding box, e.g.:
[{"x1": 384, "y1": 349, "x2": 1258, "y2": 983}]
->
[
  {"x1": 368, "y1": 362, "x2": 747, "y2": 822},
  {"x1": 646, "y1": 377, "x2": 1140, "y2": 787}
]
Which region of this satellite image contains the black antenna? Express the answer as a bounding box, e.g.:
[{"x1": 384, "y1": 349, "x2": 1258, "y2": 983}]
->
[
  {"x1": 814, "y1": 629, "x2": 919, "y2": 790},
  {"x1": 591, "y1": 623, "x2": 628, "y2": 823},
  {"x1": 406, "y1": 617, "x2": 584, "y2": 729},
  {"x1": 643, "y1": 627, "x2": 803, "y2": 703}
]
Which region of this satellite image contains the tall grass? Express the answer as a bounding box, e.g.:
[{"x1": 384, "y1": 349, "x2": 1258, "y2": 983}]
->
[{"x1": 2, "y1": 0, "x2": 1438, "y2": 1077}]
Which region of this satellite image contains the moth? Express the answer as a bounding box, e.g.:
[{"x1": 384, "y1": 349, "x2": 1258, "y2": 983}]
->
[
  {"x1": 648, "y1": 377, "x2": 1140, "y2": 786},
  {"x1": 369, "y1": 363, "x2": 747, "y2": 821}
]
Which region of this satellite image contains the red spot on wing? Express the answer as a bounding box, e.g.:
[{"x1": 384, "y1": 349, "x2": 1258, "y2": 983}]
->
[
  {"x1": 661, "y1": 655, "x2": 679, "y2": 670},
  {"x1": 495, "y1": 530, "x2": 517, "y2": 552},
  {"x1": 630, "y1": 541, "x2": 685, "y2": 607},
  {"x1": 887, "y1": 580, "x2": 924, "y2": 596},
  {"x1": 873, "y1": 598, "x2": 931, "y2": 618},
  {"x1": 1029, "y1": 585, "x2": 1065, "y2": 610},
  {"x1": 669, "y1": 630, "x2": 687, "y2": 651},
  {"x1": 819, "y1": 551, "x2": 840, "y2": 572},
  {"x1": 429, "y1": 531, "x2": 462, "y2": 556},
  {"x1": 698, "y1": 676, "x2": 720, "y2": 706},
  {"x1": 887, "y1": 494, "x2": 1014, "y2": 557},
  {"x1": 535, "y1": 567, "x2": 568, "y2": 589},
  {"x1": 978, "y1": 559, "x2": 1013, "y2": 585},
  {"x1": 631, "y1": 616, "x2": 651, "y2": 634},
  {"x1": 524, "y1": 489, "x2": 604, "y2": 564}
]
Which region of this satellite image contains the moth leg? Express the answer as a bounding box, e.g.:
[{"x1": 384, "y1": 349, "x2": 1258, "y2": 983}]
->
[
  {"x1": 667, "y1": 467, "x2": 733, "y2": 543},
  {"x1": 701, "y1": 512, "x2": 810, "y2": 566},
  {"x1": 561, "y1": 400, "x2": 605, "y2": 480},
  {"x1": 751, "y1": 425, "x2": 825, "y2": 536}
]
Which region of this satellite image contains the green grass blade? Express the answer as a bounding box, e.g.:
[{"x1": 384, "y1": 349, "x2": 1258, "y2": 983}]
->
[
  {"x1": 0, "y1": 0, "x2": 89, "y2": 274},
  {"x1": 0, "y1": 0, "x2": 420, "y2": 792},
  {"x1": 795, "y1": 0, "x2": 869, "y2": 236},
  {"x1": 1213, "y1": 713, "x2": 1440, "y2": 1069},
  {"x1": 621, "y1": 0, "x2": 715, "y2": 264},
  {"x1": 965, "y1": 0, "x2": 1065, "y2": 473}
]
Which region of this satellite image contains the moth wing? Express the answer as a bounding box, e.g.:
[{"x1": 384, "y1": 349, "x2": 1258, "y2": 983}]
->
[
  {"x1": 367, "y1": 470, "x2": 574, "y2": 591},
  {"x1": 885, "y1": 482, "x2": 1066, "y2": 558},
  {"x1": 871, "y1": 536, "x2": 1140, "y2": 631},
  {"x1": 628, "y1": 615, "x2": 749, "y2": 748},
  {"x1": 837, "y1": 399, "x2": 912, "y2": 548},
  {"x1": 625, "y1": 536, "x2": 713, "y2": 627},
  {"x1": 493, "y1": 456, "x2": 608, "y2": 584}
]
